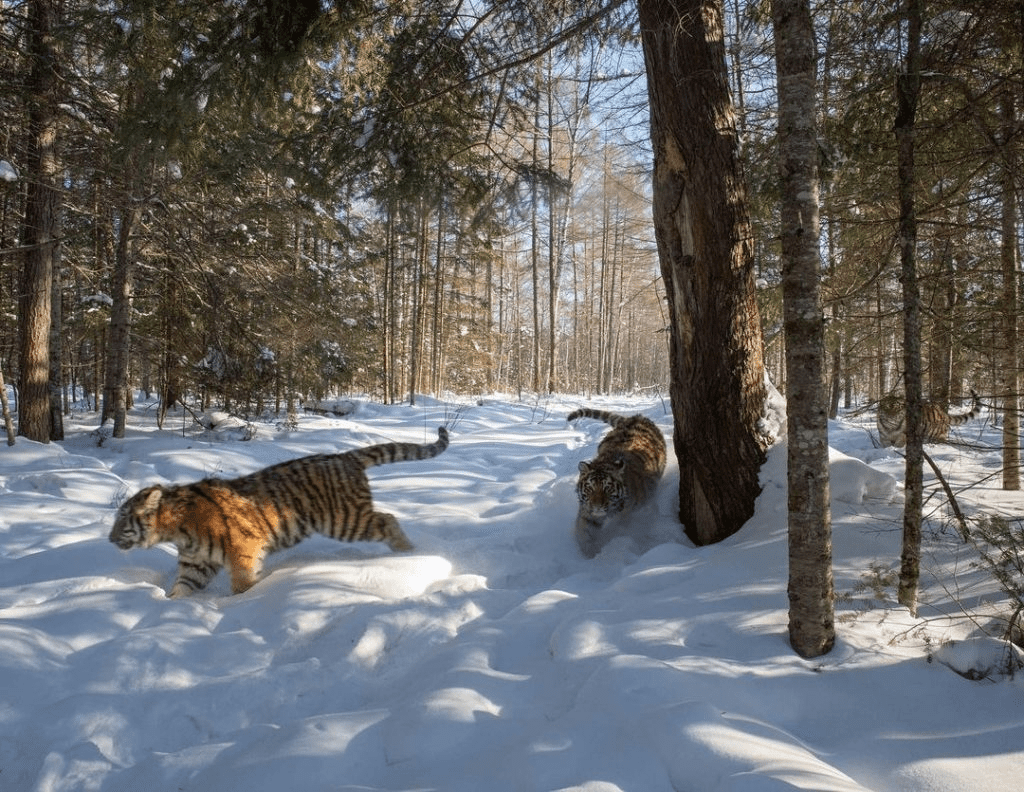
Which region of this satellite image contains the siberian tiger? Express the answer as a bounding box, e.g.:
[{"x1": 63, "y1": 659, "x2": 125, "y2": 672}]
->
[
  {"x1": 876, "y1": 392, "x2": 981, "y2": 448},
  {"x1": 110, "y1": 427, "x2": 449, "y2": 597},
  {"x1": 568, "y1": 408, "x2": 667, "y2": 558}
]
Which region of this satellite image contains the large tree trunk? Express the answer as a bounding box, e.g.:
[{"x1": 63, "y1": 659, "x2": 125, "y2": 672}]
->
[
  {"x1": 18, "y1": 0, "x2": 61, "y2": 443},
  {"x1": 896, "y1": 0, "x2": 925, "y2": 616},
  {"x1": 772, "y1": 0, "x2": 835, "y2": 659},
  {"x1": 638, "y1": 0, "x2": 769, "y2": 546}
]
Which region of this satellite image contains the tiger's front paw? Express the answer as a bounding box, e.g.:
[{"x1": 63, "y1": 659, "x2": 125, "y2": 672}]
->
[{"x1": 574, "y1": 517, "x2": 602, "y2": 559}]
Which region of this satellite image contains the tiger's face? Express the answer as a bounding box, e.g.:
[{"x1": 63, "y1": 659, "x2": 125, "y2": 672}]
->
[
  {"x1": 877, "y1": 395, "x2": 902, "y2": 418},
  {"x1": 576, "y1": 459, "x2": 626, "y2": 523},
  {"x1": 110, "y1": 486, "x2": 165, "y2": 550}
]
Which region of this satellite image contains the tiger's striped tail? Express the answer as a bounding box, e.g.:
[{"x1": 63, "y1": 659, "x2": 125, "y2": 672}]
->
[
  {"x1": 949, "y1": 390, "x2": 982, "y2": 427},
  {"x1": 567, "y1": 408, "x2": 625, "y2": 427},
  {"x1": 352, "y1": 426, "x2": 449, "y2": 469}
]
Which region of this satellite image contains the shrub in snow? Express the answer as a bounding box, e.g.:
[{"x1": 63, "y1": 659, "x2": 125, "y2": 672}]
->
[
  {"x1": 931, "y1": 637, "x2": 1024, "y2": 681},
  {"x1": 969, "y1": 514, "x2": 1024, "y2": 648},
  {"x1": 198, "y1": 410, "x2": 256, "y2": 441}
]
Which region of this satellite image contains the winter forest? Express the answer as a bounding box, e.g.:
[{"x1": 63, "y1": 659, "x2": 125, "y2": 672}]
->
[
  {"x1": 1, "y1": 0, "x2": 1021, "y2": 438},
  {"x1": 2, "y1": 2, "x2": 1024, "y2": 789},
  {"x1": 3, "y1": 0, "x2": 666, "y2": 428}
]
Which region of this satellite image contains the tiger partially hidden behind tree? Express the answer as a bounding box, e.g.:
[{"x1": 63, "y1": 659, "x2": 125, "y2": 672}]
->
[
  {"x1": 876, "y1": 391, "x2": 981, "y2": 448},
  {"x1": 568, "y1": 408, "x2": 667, "y2": 558},
  {"x1": 110, "y1": 427, "x2": 449, "y2": 597}
]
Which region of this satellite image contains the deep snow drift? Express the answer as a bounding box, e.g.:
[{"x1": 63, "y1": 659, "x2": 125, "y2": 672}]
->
[{"x1": 0, "y1": 394, "x2": 1022, "y2": 791}]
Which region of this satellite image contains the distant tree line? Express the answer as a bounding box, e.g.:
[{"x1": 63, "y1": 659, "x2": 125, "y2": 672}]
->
[
  {"x1": 1, "y1": 0, "x2": 661, "y2": 440},
  {"x1": 4, "y1": 2, "x2": 1019, "y2": 436}
]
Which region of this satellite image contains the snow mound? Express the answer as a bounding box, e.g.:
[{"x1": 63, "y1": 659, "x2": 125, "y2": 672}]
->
[
  {"x1": 829, "y1": 447, "x2": 898, "y2": 505},
  {"x1": 932, "y1": 637, "x2": 1024, "y2": 681}
]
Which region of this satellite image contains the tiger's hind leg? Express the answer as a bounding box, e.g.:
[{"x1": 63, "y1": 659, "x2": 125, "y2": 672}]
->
[
  {"x1": 227, "y1": 558, "x2": 263, "y2": 594},
  {"x1": 368, "y1": 511, "x2": 414, "y2": 552},
  {"x1": 170, "y1": 554, "x2": 222, "y2": 598},
  {"x1": 226, "y1": 545, "x2": 267, "y2": 595}
]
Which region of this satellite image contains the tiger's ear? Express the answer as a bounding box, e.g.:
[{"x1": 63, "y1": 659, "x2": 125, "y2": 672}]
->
[
  {"x1": 613, "y1": 453, "x2": 626, "y2": 469},
  {"x1": 141, "y1": 487, "x2": 164, "y2": 513},
  {"x1": 579, "y1": 460, "x2": 591, "y2": 473}
]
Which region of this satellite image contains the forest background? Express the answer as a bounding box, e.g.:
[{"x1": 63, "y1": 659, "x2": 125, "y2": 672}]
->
[{"x1": 0, "y1": 0, "x2": 1021, "y2": 442}]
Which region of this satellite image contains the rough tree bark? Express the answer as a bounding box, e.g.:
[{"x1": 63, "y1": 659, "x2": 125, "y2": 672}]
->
[
  {"x1": 896, "y1": 0, "x2": 925, "y2": 616},
  {"x1": 638, "y1": 0, "x2": 769, "y2": 546},
  {"x1": 18, "y1": 0, "x2": 61, "y2": 443},
  {"x1": 772, "y1": 0, "x2": 835, "y2": 658}
]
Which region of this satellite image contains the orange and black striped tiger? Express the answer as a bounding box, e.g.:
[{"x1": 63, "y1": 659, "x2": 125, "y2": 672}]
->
[
  {"x1": 568, "y1": 408, "x2": 667, "y2": 558},
  {"x1": 876, "y1": 392, "x2": 981, "y2": 448},
  {"x1": 110, "y1": 427, "x2": 449, "y2": 597}
]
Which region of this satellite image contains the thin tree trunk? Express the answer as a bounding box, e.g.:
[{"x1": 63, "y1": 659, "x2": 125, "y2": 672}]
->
[
  {"x1": 408, "y1": 202, "x2": 427, "y2": 405},
  {"x1": 0, "y1": 361, "x2": 15, "y2": 445},
  {"x1": 158, "y1": 260, "x2": 186, "y2": 429},
  {"x1": 285, "y1": 223, "x2": 300, "y2": 421},
  {"x1": 531, "y1": 74, "x2": 542, "y2": 394},
  {"x1": 603, "y1": 215, "x2": 620, "y2": 394},
  {"x1": 896, "y1": 0, "x2": 925, "y2": 616},
  {"x1": 929, "y1": 243, "x2": 954, "y2": 407},
  {"x1": 773, "y1": 0, "x2": 835, "y2": 659},
  {"x1": 546, "y1": 56, "x2": 558, "y2": 394},
  {"x1": 1000, "y1": 90, "x2": 1020, "y2": 491},
  {"x1": 431, "y1": 202, "x2": 446, "y2": 396},
  {"x1": 638, "y1": 0, "x2": 769, "y2": 546},
  {"x1": 48, "y1": 223, "x2": 64, "y2": 441},
  {"x1": 597, "y1": 166, "x2": 611, "y2": 392},
  {"x1": 384, "y1": 208, "x2": 396, "y2": 404},
  {"x1": 875, "y1": 282, "x2": 887, "y2": 399},
  {"x1": 102, "y1": 201, "x2": 136, "y2": 438}
]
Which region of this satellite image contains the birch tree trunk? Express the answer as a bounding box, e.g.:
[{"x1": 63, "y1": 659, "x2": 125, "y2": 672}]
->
[
  {"x1": 638, "y1": 0, "x2": 769, "y2": 546},
  {"x1": 895, "y1": 0, "x2": 925, "y2": 616},
  {"x1": 772, "y1": 0, "x2": 835, "y2": 659}
]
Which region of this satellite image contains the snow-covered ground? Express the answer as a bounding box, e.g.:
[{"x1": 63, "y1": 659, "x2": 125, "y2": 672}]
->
[{"x1": 1, "y1": 393, "x2": 1022, "y2": 791}]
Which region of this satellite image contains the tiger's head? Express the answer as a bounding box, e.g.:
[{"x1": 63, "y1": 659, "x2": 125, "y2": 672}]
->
[
  {"x1": 877, "y1": 394, "x2": 903, "y2": 417},
  {"x1": 109, "y1": 486, "x2": 166, "y2": 550},
  {"x1": 576, "y1": 457, "x2": 627, "y2": 523}
]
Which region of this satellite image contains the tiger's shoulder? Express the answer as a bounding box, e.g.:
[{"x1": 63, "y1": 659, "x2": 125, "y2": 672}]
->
[{"x1": 570, "y1": 408, "x2": 667, "y2": 471}]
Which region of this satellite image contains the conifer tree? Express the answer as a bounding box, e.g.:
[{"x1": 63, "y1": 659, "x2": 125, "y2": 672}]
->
[{"x1": 18, "y1": 0, "x2": 62, "y2": 442}]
